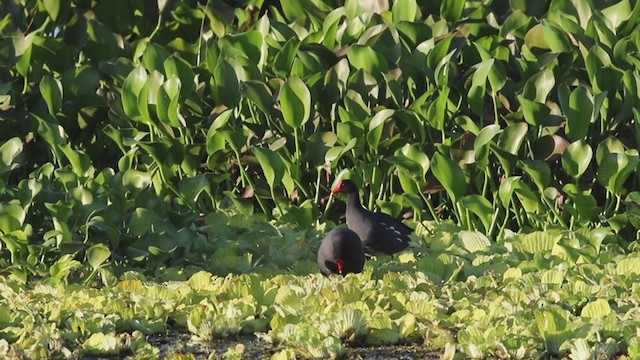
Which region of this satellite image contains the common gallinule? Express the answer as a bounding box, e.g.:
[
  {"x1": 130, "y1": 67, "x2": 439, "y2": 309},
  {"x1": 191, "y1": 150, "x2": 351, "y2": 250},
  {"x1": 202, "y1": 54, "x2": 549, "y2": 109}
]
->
[
  {"x1": 317, "y1": 228, "x2": 366, "y2": 276},
  {"x1": 332, "y1": 179, "x2": 412, "y2": 255}
]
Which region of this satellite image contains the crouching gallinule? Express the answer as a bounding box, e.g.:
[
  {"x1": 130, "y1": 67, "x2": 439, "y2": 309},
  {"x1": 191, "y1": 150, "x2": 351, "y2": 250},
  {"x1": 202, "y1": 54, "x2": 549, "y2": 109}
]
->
[
  {"x1": 317, "y1": 228, "x2": 366, "y2": 276},
  {"x1": 332, "y1": 179, "x2": 412, "y2": 256}
]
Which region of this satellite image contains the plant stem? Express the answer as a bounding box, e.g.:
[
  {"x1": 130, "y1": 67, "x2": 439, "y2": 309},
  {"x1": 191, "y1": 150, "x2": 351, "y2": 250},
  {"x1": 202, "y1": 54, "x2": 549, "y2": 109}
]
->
[
  {"x1": 419, "y1": 192, "x2": 439, "y2": 222},
  {"x1": 314, "y1": 167, "x2": 322, "y2": 205},
  {"x1": 236, "y1": 151, "x2": 269, "y2": 215},
  {"x1": 492, "y1": 91, "x2": 499, "y2": 125},
  {"x1": 293, "y1": 127, "x2": 301, "y2": 164},
  {"x1": 497, "y1": 208, "x2": 510, "y2": 241}
]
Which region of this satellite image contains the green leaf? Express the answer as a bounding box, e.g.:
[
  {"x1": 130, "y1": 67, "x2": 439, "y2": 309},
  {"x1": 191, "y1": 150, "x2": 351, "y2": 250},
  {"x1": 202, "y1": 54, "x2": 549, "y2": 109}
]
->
[
  {"x1": 519, "y1": 160, "x2": 551, "y2": 190},
  {"x1": 431, "y1": 152, "x2": 467, "y2": 202},
  {"x1": 474, "y1": 124, "x2": 502, "y2": 171},
  {"x1": 43, "y1": 0, "x2": 65, "y2": 20},
  {"x1": 499, "y1": 176, "x2": 520, "y2": 208},
  {"x1": 519, "y1": 96, "x2": 550, "y2": 126},
  {"x1": 219, "y1": 31, "x2": 264, "y2": 66},
  {"x1": 40, "y1": 75, "x2": 63, "y2": 115},
  {"x1": 523, "y1": 69, "x2": 555, "y2": 103},
  {"x1": 457, "y1": 230, "x2": 491, "y2": 253},
  {"x1": 597, "y1": 151, "x2": 639, "y2": 195},
  {"x1": 86, "y1": 244, "x2": 111, "y2": 270},
  {"x1": 615, "y1": 257, "x2": 640, "y2": 275},
  {"x1": 498, "y1": 122, "x2": 528, "y2": 155},
  {"x1": 157, "y1": 76, "x2": 184, "y2": 127},
  {"x1": 122, "y1": 66, "x2": 147, "y2": 121},
  {"x1": 563, "y1": 86, "x2": 593, "y2": 142},
  {"x1": 580, "y1": 299, "x2": 612, "y2": 318},
  {"x1": 164, "y1": 55, "x2": 195, "y2": 98},
  {"x1": 561, "y1": 140, "x2": 592, "y2": 179},
  {"x1": 460, "y1": 195, "x2": 493, "y2": 232},
  {"x1": 280, "y1": 76, "x2": 311, "y2": 129},
  {"x1": 440, "y1": 0, "x2": 466, "y2": 23},
  {"x1": 212, "y1": 60, "x2": 241, "y2": 108},
  {"x1": 602, "y1": 0, "x2": 631, "y2": 29},
  {"x1": 241, "y1": 80, "x2": 274, "y2": 115},
  {"x1": 541, "y1": 20, "x2": 572, "y2": 52},
  {"x1": 253, "y1": 147, "x2": 285, "y2": 193},
  {"x1": 273, "y1": 38, "x2": 300, "y2": 77},
  {"x1": 142, "y1": 43, "x2": 170, "y2": 73},
  {"x1": 347, "y1": 45, "x2": 388, "y2": 75},
  {"x1": 0, "y1": 137, "x2": 23, "y2": 169},
  {"x1": 392, "y1": 0, "x2": 418, "y2": 23},
  {"x1": 60, "y1": 143, "x2": 94, "y2": 178},
  {"x1": 400, "y1": 143, "x2": 430, "y2": 178},
  {"x1": 513, "y1": 231, "x2": 562, "y2": 254}
]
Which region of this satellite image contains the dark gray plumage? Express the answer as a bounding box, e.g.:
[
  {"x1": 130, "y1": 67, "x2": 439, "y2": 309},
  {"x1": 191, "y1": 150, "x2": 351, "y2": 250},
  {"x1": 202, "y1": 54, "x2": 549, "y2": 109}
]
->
[
  {"x1": 332, "y1": 179, "x2": 412, "y2": 255},
  {"x1": 317, "y1": 228, "x2": 365, "y2": 276}
]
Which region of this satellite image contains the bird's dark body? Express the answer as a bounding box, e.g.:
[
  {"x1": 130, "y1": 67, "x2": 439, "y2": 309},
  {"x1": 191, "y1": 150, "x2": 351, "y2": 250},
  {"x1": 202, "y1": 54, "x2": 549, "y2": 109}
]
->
[
  {"x1": 335, "y1": 180, "x2": 412, "y2": 256},
  {"x1": 317, "y1": 228, "x2": 366, "y2": 276}
]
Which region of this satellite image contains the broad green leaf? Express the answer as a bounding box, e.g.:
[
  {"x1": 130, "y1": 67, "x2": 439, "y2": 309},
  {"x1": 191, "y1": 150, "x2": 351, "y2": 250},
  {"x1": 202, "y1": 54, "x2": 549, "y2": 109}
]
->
[
  {"x1": 542, "y1": 20, "x2": 572, "y2": 52},
  {"x1": 460, "y1": 195, "x2": 493, "y2": 232},
  {"x1": 122, "y1": 169, "x2": 152, "y2": 189},
  {"x1": 523, "y1": 69, "x2": 555, "y2": 103},
  {"x1": 34, "y1": 114, "x2": 67, "y2": 165},
  {"x1": 86, "y1": 244, "x2": 111, "y2": 270},
  {"x1": 122, "y1": 66, "x2": 147, "y2": 120},
  {"x1": 513, "y1": 231, "x2": 562, "y2": 254},
  {"x1": 219, "y1": 31, "x2": 264, "y2": 66},
  {"x1": 392, "y1": 0, "x2": 418, "y2": 23},
  {"x1": 212, "y1": 60, "x2": 240, "y2": 108},
  {"x1": 273, "y1": 38, "x2": 300, "y2": 77},
  {"x1": 597, "y1": 151, "x2": 639, "y2": 195},
  {"x1": 499, "y1": 176, "x2": 520, "y2": 208},
  {"x1": 615, "y1": 257, "x2": 640, "y2": 275},
  {"x1": 241, "y1": 80, "x2": 274, "y2": 115},
  {"x1": 519, "y1": 96, "x2": 550, "y2": 126},
  {"x1": 60, "y1": 143, "x2": 94, "y2": 178},
  {"x1": 561, "y1": 141, "x2": 592, "y2": 179},
  {"x1": 157, "y1": 76, "x2": 184, "y2": 127},
  {"x1": 0, "y1": 137, "x2": 23, "y2": 168},
  {"x1": 400, "y1": 143, "x2": 430, "y2": 178},
  {"x1": 431, "y1": 152, "x2": 467, "y2": 202},
  {"x1": 596, "y1": 136, "x2": 626, "y2": 165},
  {"x1": 347, "y1": 45, "x2": 388, "y2": 75},
  {"x1": 498, "y1": 122, "x2": 528, "y2": 155},
  {"x1": 580, "y1": 299, "x2": 612, "y2": 318},
  {"x1": 280, "y1": 76, "x2": 311, "y2": 129},
  {"x1": 474, "y1": 124, "x2": 501, "y2": 171},
  {"x1": 164, "y1": 55, "x2": 195, "y2": 98},
  {"x1": 440, "y1": 0, "x2": 465, "y2": 23},
  {"x1": 519, "y1": 160, "x2": 551, "y2": 190},
  {"x1": 541, "y1": 269, "x2": 564, "y2": 285},
  {"x1": 142, "y1": 43, "x2": 170, "y2": 73},
  {"x1": 43, "y1": 0, "x2": 65, "y2": 20},
  {"x1": 40, "y1": 75, "x2": 63, "y2": 115},
  {"x1": 179, "y1": 175, "x2": 210, "y2": 203},
  {"x1": 253, "y1": 147, "x2": 285, "y2": 193},
  {"x1": 603, "y1": 0, "x2": 632, "y2": 29},
  {"x1": 524, "y1": 24, "x2": 549, "y2": 50}
]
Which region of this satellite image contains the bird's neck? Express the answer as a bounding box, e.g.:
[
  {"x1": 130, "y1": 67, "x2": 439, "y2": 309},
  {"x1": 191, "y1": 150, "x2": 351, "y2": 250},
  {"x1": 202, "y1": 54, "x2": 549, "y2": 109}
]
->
[{"x1": 346, "y1": 192, "x2": 366, "y2": 214}]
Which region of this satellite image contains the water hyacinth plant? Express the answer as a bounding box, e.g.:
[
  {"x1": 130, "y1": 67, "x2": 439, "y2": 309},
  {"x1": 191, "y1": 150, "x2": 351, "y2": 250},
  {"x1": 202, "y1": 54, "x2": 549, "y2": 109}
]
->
[{"x1": 1, "y1": 0, "x2": 640, "y2": 357}]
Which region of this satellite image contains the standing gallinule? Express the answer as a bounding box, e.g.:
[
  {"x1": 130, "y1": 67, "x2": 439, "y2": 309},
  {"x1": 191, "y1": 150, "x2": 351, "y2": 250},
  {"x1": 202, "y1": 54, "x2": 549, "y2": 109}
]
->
[
  {"x1": 332, "y1": 179, "x2": 412, "y2": 255},
  {"x1": 317, "y1": 228, "x2": 366, "y2": 276}
]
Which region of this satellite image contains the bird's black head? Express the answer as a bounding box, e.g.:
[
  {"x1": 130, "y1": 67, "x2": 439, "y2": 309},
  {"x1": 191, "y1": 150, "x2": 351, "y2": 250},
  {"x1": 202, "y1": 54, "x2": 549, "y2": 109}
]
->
[{"x1": 332, "y1": 179, "x2": 358, "y2": 194}]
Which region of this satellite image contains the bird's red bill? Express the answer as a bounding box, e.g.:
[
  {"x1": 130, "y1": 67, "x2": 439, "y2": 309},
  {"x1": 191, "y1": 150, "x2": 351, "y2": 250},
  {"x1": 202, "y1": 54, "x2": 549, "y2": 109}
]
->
[
  {"x1": 336, "y1": 259, "x2": 344, "y2": 273},
  {"x1": 332, "y1": 180, "x2": 343, "y2": 194}
]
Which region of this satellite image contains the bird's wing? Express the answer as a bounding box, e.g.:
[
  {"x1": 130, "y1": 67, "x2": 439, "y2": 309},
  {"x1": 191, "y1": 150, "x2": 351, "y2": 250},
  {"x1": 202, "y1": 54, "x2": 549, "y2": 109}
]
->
[{"x1": 371, "y1": 212, "x2": 414, "y2": 235}]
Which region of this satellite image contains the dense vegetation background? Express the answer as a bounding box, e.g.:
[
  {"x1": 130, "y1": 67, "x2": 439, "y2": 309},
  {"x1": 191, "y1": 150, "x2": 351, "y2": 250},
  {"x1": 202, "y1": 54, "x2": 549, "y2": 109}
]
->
[{"x1": 2, "y1": 0, "x2": 640, "y2": 358}]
